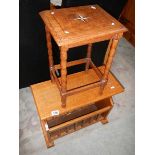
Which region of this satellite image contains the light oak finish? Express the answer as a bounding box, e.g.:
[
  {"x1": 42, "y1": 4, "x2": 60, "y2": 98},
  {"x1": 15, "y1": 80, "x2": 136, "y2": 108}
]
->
[
  {"x1": 31, "y1": 67, "x2": 124, "y2": 120},
  {"x1": 103, "y1": 35, "x2": 120, "y2": 80},
  {"x1": 31, "y1": 76, "x2": 118, "y2": 147},
  {"x1": 45, "y1": 26, "x2": 54, "y2": 81},
  {"x1": 33, "y1": 5, "x2": 127, "y2": 147},
  {"x1": 48, "y1": 105, "x2": 111, "y2": 133},
  {"x1": 40, "y1": 120, "x2": 54, "y2": 147},
  {"x1": 39, "y1": 5, "x2": 127, "y2": 107},
  {"x1": 103, "y1": 39, "x2": 112, "y2": 64},
  {"x1": 39, "y1": 5, "x2": 127, "y2": 48},
  {"x1": 60, "y1": 46, "x2": 68, "y2": 107},
  {"x1": 85, "y1": 44, "x2": 92, "y2": 71},
  {"x1": 54, "y1": 58, "x2": 87, "y2": 70}
]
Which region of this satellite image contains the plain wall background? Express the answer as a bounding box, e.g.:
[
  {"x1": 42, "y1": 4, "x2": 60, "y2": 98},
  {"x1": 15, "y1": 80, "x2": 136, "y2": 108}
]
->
[{"x1": 19, "y1": 0, "x2": 127, "y2": 88}]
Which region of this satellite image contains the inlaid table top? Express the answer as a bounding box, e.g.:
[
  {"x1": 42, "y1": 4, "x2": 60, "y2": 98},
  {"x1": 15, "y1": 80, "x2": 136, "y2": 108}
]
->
[{"x1": 39, "y1": 5, "x2": 127, "y2": 47}]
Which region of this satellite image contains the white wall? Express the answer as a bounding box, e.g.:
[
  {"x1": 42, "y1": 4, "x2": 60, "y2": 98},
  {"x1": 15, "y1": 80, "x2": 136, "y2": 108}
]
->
[{"x1": 50, "y1": 0, "x2": 62, "y2": 6}]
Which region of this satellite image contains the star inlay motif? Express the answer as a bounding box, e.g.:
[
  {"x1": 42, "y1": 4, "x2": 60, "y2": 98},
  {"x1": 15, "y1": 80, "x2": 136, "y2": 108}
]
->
[{"x1": 74, "y1": 15, "x2": 89, "y2": 22}]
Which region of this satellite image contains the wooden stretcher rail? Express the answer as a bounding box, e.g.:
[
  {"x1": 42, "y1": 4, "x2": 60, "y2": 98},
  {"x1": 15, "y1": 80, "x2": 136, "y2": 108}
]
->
[
  {"x1": 51, "y1": 69, "x2": 61, "y2": 91},
  {"x1": 54, "y1": 58, "x2": 87, "y2": 70},
  {"x1": 52, "y1": 58, "x2": 107, "y2": 97},
  {"x1": 62, "y1": 80, "x2": 105, "y2": 96},
  {"x1": 89, "y1": 59, "x2": 104, "y2": 80}
]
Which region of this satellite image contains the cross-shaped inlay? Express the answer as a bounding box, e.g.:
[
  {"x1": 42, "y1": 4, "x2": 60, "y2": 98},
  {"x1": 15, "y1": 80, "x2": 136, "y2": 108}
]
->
[{"x1": 74, "y1": 15, "x2": 89, "y2": 22}]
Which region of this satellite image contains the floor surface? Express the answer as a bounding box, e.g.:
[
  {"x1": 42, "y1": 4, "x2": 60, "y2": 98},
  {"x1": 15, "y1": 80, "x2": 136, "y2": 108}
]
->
[{"x1": 19, "y1": 38, "x2": 135, "y2": 155}]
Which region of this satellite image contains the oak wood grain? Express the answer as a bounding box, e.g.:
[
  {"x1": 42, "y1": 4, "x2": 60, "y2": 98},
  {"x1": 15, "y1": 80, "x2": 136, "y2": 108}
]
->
[
  {"x1": 31, "y1": 66, "x2": 124, "y2": 120},
  {"x1": 39, "y1": 5, "x2": 127, "y2": 48}
]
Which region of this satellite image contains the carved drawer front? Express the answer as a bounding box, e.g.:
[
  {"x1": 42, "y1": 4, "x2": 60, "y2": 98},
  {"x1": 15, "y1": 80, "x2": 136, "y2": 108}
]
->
[{"x1": 47, "y1": 98, "x2": 114, "y2": 140}]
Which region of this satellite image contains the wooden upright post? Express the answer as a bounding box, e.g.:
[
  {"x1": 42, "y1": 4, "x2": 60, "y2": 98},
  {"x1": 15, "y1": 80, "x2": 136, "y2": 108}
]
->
[
  {"x1": 85, "y1": 43, "x2": 92, "y2": 71},
  {"x1": 60, "y1": 46, "x2": 68, "y2": 107},
  {"x1": 99, "y1": 34, "x2": 121, "y2": 94},
  {"x1": 103, "y1": 39, "x2": 112, "y2": 65},
  {"x1": 45, "y1": 26, "x2": 54, "y2": 81},
  {"x1": 103, "y1": 35, "x2": 120, "y2": 80},
  {"x1": 40, "y1": 120, "x2": 54, "y2": 148}
]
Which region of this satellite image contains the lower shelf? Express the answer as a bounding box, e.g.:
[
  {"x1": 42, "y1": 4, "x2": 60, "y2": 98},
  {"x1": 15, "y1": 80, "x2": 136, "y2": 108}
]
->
[{"x1": 45, "y1": 97, "x2": 114, "y2": 147}]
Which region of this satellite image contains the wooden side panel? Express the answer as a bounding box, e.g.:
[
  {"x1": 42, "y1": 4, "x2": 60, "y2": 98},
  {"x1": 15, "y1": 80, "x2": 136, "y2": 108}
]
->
[{"x1": 47, "y1": 97, "x2": 113, "y2": 143}]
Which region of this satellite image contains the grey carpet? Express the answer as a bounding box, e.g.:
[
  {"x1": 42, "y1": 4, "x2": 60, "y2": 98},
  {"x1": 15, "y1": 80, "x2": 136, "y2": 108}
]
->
[{"x1": 19, "y1": 37, "x2": 135, "y2": 155}]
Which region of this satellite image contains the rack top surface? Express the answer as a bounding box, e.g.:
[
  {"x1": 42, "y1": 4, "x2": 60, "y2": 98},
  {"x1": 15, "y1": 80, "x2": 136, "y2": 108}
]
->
[{"x1": 31, "y1": 66, "x2": 124, "y2": 120}]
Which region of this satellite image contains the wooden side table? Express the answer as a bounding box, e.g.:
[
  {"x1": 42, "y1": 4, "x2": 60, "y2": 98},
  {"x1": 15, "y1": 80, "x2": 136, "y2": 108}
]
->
[{"x1": 39, "y1": 5, "x2": 127, "y2": 108}]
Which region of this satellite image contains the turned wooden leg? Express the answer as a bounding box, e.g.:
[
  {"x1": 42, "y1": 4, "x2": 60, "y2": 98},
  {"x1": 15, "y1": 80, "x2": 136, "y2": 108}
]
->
[
  {"x1": 85, "y1": 43, "x2": 92, "y2": 71},
  {"x1": 103, "y1": 34, "x2": 120, "y2": 80},
  {"x1": 103, "y1": 39, "x2": 112, "y2": 65},
  {"x1": 60, "y1": 46, "x2": 68, "y2": 107},
  {"x1": 45, "y1": 26, "x2": 54, "y2": 82},
  {"x1": 100, "y1": 34, "x2": 121, "y2": 94},
  {"x1": 40, "y1": 120, "x2": 54, "y2": 148},
  {"x1": 99, "y1": 79, "x2": 107, "y2": 95}
]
